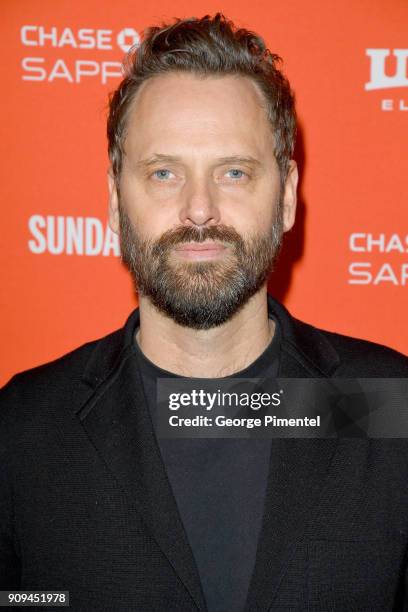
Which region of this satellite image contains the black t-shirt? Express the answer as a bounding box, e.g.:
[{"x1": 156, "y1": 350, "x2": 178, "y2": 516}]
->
[{"x1": 132, "y1": 317, "x2": 281, "y2": 612}]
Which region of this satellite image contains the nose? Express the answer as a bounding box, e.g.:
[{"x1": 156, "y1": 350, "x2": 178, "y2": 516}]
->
[{"x1": 179, "y1": 174, "x2": 221, "y2": 227}]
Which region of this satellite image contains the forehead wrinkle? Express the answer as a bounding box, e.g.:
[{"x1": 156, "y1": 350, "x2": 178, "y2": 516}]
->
[
  {"x1": 124, "y1": 76, "x2": 273, "y2": 146},
  {"x1": 120, "y1": 78, "x2": 276, "y2": 174},
  {"x1": 134, "y1": 154, "x2": 263, "y2": 170}
]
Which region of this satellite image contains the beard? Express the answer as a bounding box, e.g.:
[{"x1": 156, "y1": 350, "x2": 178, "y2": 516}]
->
[{"x1": 118, "y1": 199, "x2": 284, "y2": 330}]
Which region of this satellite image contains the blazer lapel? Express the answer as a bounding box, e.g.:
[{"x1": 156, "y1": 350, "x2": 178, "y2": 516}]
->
[
  {"x1": 244, "y1": 296, "x2": 341, "y2": 611},
  {"x1": 244, "y1": 435, "x2": 339, "y2": 611},
  {"x1": 75, "y1": 345, "x2": 207, "y2": 611},
  {"x1": 73, "y1": 294, "x2": 342, "y2": 612}
]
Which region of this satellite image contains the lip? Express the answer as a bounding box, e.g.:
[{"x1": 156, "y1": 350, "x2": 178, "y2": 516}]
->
[
  {"x1": 174, "y1": 242, "x2": 228, "y2": 260},
  {"x1": 175, "y1": 242, "x2": 227, "y2": 252}
]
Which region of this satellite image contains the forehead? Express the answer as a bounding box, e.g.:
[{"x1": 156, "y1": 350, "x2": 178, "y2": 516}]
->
[{"x1": 123, "y1": 72, "x2": 274, "y2": 159}]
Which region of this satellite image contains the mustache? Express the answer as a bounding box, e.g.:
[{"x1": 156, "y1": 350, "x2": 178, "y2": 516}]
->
[{"x1": 151, "y1": 224, "x2": 245, "y2": 255}]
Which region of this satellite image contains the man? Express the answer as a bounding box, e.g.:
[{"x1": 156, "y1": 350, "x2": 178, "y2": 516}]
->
[{"x1": 1, "y1": 13, "x2": 408, "y2": 612}]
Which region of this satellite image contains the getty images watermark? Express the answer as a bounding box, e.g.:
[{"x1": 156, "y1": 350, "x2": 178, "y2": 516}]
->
[{"x1": 155, "y1": 378, "x2": 408, "y2": 438}]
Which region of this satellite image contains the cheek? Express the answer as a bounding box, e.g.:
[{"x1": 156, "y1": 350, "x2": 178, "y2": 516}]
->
[
  {"x1": 258, "y1": 185, "x2": 282, "y2": 226},
  {"x1": 119, "y1": 181, "x2": 170, "y2": 233},
  {"x1": 224, "y1": 191, "x2": 278, "y2": 234},
  {"x1": 144, "y1": 180, "x2": 184, "y2": 202}
]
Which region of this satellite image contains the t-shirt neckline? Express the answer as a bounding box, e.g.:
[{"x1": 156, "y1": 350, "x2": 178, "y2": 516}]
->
[{"x1": 131, "y1": 315, "x2": 281, "y2": 381}]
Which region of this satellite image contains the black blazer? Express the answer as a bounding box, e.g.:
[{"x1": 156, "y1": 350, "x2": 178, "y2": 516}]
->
[{"x1": 1, "y1": 294, "x2": 408, "y2": 611}]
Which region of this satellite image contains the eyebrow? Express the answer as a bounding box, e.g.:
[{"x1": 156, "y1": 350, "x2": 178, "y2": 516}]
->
[{"x1": 134, "y1": 154, "x2": 263, "y2": 169}]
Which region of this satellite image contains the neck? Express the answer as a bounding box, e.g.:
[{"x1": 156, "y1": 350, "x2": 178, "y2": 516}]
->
[{"x1": 134, "y1": 286, "x2": 274, "y2": 378}]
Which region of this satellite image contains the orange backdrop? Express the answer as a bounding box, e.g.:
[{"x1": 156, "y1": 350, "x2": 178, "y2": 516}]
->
[{"x1": 1, "y1": 0, "x2": 407, "y2": 386}]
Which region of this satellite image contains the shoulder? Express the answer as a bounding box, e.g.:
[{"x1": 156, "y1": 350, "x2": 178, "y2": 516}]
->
[
  {"x1": 0, "y1": 325, "x2": 125, "y2": 428},
  {"x1": 296, "y1": 318, "x2": 408, "y2": 377},
  {"x1": 268, "y1": 294, "x2": 408, "y2": 377}
]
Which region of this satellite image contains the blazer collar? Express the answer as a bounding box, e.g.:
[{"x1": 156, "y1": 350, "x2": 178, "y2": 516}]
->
[
  {"x1": 79, "y1": 293, "x2": 341, "y2": 394},
  {"x1": 74, "y1": 295, "x2": 341, "y2": 612}
]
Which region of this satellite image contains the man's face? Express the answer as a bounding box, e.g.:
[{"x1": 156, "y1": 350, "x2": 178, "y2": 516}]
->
[{"x1": 108, "y1": 73, "x2": 297, "y2": 329}]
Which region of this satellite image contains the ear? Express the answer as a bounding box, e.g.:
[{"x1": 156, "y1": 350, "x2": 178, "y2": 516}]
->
[
  {"x1": 107, "y1": 167, "x2": 120, "y2": 234},
  {"x1": 282, "y1": 160, "x2": 298, "y2": 232}
]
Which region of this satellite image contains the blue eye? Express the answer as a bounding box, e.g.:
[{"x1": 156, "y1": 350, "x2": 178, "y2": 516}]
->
[
  {"x1": 227, "y1": 169, "x2": 246, "y2": 179},
  {"x1": 153, "y1": 169, "x2": 172, "y2": 180}
]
